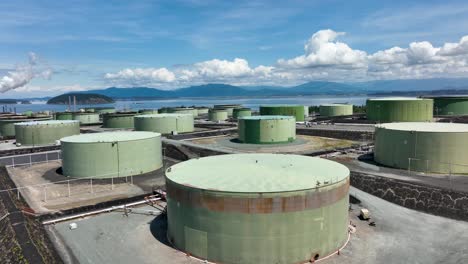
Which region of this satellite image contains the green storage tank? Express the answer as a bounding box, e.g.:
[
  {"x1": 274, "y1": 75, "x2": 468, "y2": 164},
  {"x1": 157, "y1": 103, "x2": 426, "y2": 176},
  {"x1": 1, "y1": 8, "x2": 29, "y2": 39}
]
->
[
  {"x1": 366, "y1": 97, "x2": 433, "y2": 122},
  {"x1": 238, "y1": 116, "x2": 295, "y2": 144},
  {"x1": 259, "y1": 105, "x2": 305, "y2": 122},
  {"x1": 169, "y1": 107, "x2": 198, "y2": 117},
  {"x1": 232, "y1": 108, "x2": 252, "y2": 119},
  {"x1": 0, "y1": 116, "x2": 52, "y2": 138},
  {"x1": 61, "y1": 131, "x2": 162, "y2": 178},
  {"x1": 320, "y1": 104, "x2": 353, "y2": 117},
  {"x1": 166, "y1": 153, "x2": 350, "y2": 264},
  {"x1": 138, "y1": 109, "x2": 159, "y2": 115},
  {"x1": 208, "y1": 109, "x2": 228, "y2": 122},
  {"x1": 427, "y1": 96, "x2": 468, "y2": 116},
  {"x1": 195, "y1": 107, "x2": 209, "y2": 115},
  {"x1": 15, "y1": 120, "x2": 80, "y2": 146},
  {"x1": 84, "y1": 108, "x2": 95, "y2": 113},
  {"x1": 71, "y1": 112, "x2": 100, "y2": 125},
  {"x1": 94, "y1": 107, "x2": 116, "y2": 114},
  {"x1": 55, "y1": 112, "x2": 73, "y2": 120},
  {"x1": 374, "y1": 122, "x2": 468, "y2": 174},
  {"x1": 214, "y1": 104, "x2": 242, "y2": 116},
  {"x1": 134, "y1": 114, "x2": 194, "y2": 134},
  {"x1": 304, "y1": 106, "x2": 309, "y2": 118},
  {"x1": 102, "y1": 112, "x2": 137, "y2": 129}
]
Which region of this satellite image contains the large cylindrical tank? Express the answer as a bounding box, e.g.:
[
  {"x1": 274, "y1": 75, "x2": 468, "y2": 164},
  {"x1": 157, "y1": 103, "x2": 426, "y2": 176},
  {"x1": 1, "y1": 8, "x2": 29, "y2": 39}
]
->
[
  {"x1": 320, "y1": 104, "x2": 353, "y2": 117},
  {"x1": 102, "y1": 112, "x2": 137, "y2": 128},
  {"x1": 232, "y1": 108, "x2": 252, "y2": 119},
  {"x1": 94, "y1": 107, "x2": 116, "y2": 114},
  {"x1": 214, "y1": 104, "x2": 242, "y2": 116},
  {"x1": 238, "y1": 116, "x2": 295, "y2": 144},
  {"x1": 304, "y1": 106, "x2": 309, "y2": 118},
  {"x1": 71, "y1": 112, "x2": 100, "y2": 125},
  {"x1": 374, "y1": 122, "x2": 468, "y2": 173},
  {"x1": 134, "y1": 114, "x2": 194, "y2": 134},
  {"x1": 55, "y1": 112, "x2": 73, "y2": 120},
  {"x1": 208, "y1": 109, "x2": 228, "y2": 121},
  {"x1": 169, "y1": 107, "x2": 198, "y2": 117},
  {"x1": 15, "y1": 120, "x2": 80, "y2": 146},
  {"x1": 195, "y1": 107, "x2": 209, "y2": 115},
  {"x1": 61, "y1": 131, "x2": 162, "y2": 178},
  {"x1": 428, "y1": 96, "x2": 468, "y2": 116},
  {"x1": 366, "y1": 98, "x2": 433, "y2": 122},
  {"x1": 166, "y1": 154, "x2": 350, "y2": 264},
  {"x1": 259, "y1": 105, "x2": 305, "y2": 121},
  {"x1": 138, "y1": 109, "x2": 158, "y2": 115},
  {"x1": 0, "y1": 116, "x2": 52, "y2": 137}
]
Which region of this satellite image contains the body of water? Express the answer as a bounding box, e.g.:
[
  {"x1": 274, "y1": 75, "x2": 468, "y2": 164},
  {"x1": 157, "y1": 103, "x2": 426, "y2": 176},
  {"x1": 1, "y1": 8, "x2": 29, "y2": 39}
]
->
[{"x1": 5, "y1": 95, "x2": 369, "y2": 114}]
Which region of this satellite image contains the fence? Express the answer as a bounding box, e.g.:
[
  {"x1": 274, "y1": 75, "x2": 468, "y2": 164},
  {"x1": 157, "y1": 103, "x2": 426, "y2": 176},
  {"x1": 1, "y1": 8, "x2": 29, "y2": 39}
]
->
[{"x1": 0, "y1": 151, "x2": 61, "y2": 167}]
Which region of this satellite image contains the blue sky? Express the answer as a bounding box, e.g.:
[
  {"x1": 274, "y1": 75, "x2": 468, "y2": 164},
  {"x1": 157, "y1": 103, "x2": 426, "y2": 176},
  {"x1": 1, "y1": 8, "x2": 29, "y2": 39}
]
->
[{"x1": 2, "y1": 0, "x2": 468, "y2": 97}]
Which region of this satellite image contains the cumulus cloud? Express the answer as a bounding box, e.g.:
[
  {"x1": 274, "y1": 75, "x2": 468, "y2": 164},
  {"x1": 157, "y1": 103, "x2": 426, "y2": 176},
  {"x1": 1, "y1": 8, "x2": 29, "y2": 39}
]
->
[
  {"x1": 0, "y1": 52, "x2": 53, "y2": 93},
  {"x1": 104, "y1": 30, "x2": 468, "y2": 88}
]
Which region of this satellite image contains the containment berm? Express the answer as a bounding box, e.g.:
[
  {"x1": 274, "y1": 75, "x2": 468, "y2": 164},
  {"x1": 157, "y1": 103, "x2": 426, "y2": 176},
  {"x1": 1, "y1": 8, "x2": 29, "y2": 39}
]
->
[
  {"x1": 61, "y1": 131, "x2": 162, "y2": 178},
  {"x1": 259, "y1": 105, "x2": 305, "y2": 121},
  {"x1": 15, "y1": 120, "x2": 80, "y2": 146},
  {"x1": 366, "y1": 97, "x2": 433, "y2": 122},
  {"x1": 374, "y1": 122, "x2": 468, "y2": 173},
  {"x1": 166, "y1": 153, "x2": 350, "y2": 264},
  {"x1": 134, "y1": 114, "x2": 194, "y2": 134},
  {"x1": 238, "y1": 115, "x2": 295, "y2": 144}
]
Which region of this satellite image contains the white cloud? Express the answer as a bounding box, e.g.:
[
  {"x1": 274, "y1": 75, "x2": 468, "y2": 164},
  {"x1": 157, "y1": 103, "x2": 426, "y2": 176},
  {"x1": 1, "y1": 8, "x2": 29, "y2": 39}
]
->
[
  {"x1": 0, "y1": 52, "x2": 53, "y2": 93},
  {"x1": 103, "y1": 29, "x2": 468, "y2": 88}
]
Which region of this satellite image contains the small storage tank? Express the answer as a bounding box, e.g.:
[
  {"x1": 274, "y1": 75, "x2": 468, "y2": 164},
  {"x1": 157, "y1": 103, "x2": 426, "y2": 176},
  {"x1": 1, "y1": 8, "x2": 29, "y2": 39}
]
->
[
  {"x1": 15, "y1": 120, "x2": 80, "y2": 146},
  {"x1": 366, "y1": 97, "x2": 433, "y2": 122},
  {"x1": 55, "y1": 112, "x2": 73, "y2": 120},
  {"x1": 138, "y1": 109, "x2": 158, "y2": 115},
  {"x1": 169, "y1": 107, "x2": 198, "y2": 117},
  {"x1": 238, "y1": 116, "x2": 295, "y2": 144},
  {"x1": 260, "y1": 105, "x2": 305, "y2": 121},
  {"x1": 71, "y1": 112, "x2": 100, "y2": 125},
  {"x1": 0, "y1": 116, "x2": 52, "y2": 138},
  {"x1": 84, "y1": 108, "x2": 95, "y2": 113},
  {"x1": 213, "y1": 104, "x2": 242, "y2": 116},
  {"x1": 232, "y1": 108, "x2": 252, "y2": 119},
  {"x1": 102, "y1": 112, "x2": 137, "y2": 129},
  {"x1": 134, "y1": 114, "x2": 194, "y2": 134},
  {"x1": 320, "y1": 104, "x2": 353, "y2": 117},
  {"x1": 427, "y1": 95, "x2": 468, "y2": 116},
  {"x1": 374, "y1": 122, "x2": 468, "y2": 173},
  {"x1": 195, "y1": 107, "x2": 209, "y2": 115},
  {"x1": 166, "y1": 153, "x2": 350, "y2": 264},
  {"x1": 61, "y1": 131, "x2": 162, "y2": 178},
  {"x1": 208, "y1": 109, "x2": 228, "y2": 122},
  {"x1": 304, "y1": 106, "x2": 310, "y2": 118},
  {"x1": 94, "y1": 107, "x2": 116, "y2": 114}
]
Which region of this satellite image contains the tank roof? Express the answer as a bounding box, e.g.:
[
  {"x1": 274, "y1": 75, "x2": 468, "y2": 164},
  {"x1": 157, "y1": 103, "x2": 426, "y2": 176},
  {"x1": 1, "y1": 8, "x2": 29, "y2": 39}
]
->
[
  {"x1": 368, "y1": 97, "x2": 428, "y2": 101},
  {"x1": 166, "y1": 154, "x2": 349, "y2": 193},
  {"x1": 15, "y1": 120, "x2": 79, "y2": 126},
  {"x1": 136, "y1": 113, "x2": 192, "y2": 118},
  {"x1": 61, "y1": 131, "x2": 160, "y2": 143},
  {"x1": 376, "y1": 122, "x2": 468, "y2": 132},
  {"x1": 239, "y1": 115, "x2": 294, "y2": 120}
]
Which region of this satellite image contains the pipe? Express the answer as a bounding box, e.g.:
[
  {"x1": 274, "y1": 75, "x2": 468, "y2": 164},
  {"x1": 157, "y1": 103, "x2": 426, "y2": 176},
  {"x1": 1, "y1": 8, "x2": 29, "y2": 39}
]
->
[{"x1": 42, "y1": 197, "x2": 162, "y2": 225}]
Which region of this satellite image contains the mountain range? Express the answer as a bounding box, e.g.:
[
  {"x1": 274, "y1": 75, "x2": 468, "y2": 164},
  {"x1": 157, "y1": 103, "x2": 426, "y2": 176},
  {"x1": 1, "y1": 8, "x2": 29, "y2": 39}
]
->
[{"x1": 64, "y1": 78, "x2": 468, "y2": 100}]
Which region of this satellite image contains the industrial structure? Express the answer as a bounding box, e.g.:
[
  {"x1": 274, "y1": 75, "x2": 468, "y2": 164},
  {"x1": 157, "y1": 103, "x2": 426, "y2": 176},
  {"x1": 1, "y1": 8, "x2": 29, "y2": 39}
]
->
[
  {"x1": 424, "y1": 95, "x2": 468, "y2": 116},
  {"x1": 55, "y1": 112, "x2": 73, "y2": 120},
  {"x1": 138, "y1": 109, "x2": 159, "y2": 115},
  {"x1": 304, "y1": 106, "x2": 309, "y2": 118},
  {"x1": 134, "y1": 114, "x2": 194, "y2": 134},
  {"x1": 168, "y1": 107, "x2": 198, "y2": 117},
  {"x1": 102, "y1": 112, "x2": 137, "y2": 129},
  {"x1": 195, "y1": 107, "x2": 210, "y2": 115},
  {"x1": 259, "y1": 105, "x2": 305, "y2": 121},
  {"x1": 71, "y1": 112, "x2": 100, "y2": 125},
  {"x1": 208, "y1": 109, "x2": 228, "y2": 122},
  {"x1": 213, "y1": 104, "x2": 242, "y2": 116},
  {"x1": 0, "y1": 115, "x2": 52, "y2": 138},
  {"x1": 61, "y1": 131, "x2": 162, "y2": 178},
  {"x1": 166, "y1": 153, "x2": 350, "y2": 263},
  {"x1": 320, "y1": 104, "x2": 353, "y2": 117},
  {"x1": 238, "y1": 116, "x2": 296, "y2": 144},
  {"x1": 15, "y1": 120, "x2": 80, "y2": 146},
  {"x1": 94, "y1": 107, "x2": 116, "y2": 114},
  {"x1": 374, "y1": 122, "x2": 468, "y2": 173},
  {"x1": 232, "y1": 108, "x2": 252, "y2": 119},
  {"x1": 366, "y1": 97, "x2": 433, "y2": 122}
]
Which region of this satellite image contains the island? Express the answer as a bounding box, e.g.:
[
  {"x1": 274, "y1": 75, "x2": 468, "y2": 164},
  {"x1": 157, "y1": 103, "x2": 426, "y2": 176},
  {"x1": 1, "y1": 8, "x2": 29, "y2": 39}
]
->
[{"x1": 47, "y1": 93, "x2": 115, "y2": 105}]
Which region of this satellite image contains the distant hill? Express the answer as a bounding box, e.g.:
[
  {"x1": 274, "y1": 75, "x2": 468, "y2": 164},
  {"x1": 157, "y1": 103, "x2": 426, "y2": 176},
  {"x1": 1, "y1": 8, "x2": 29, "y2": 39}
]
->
[{"x1": 47, "y1": 93, "x2": 115, "y2": 104}]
